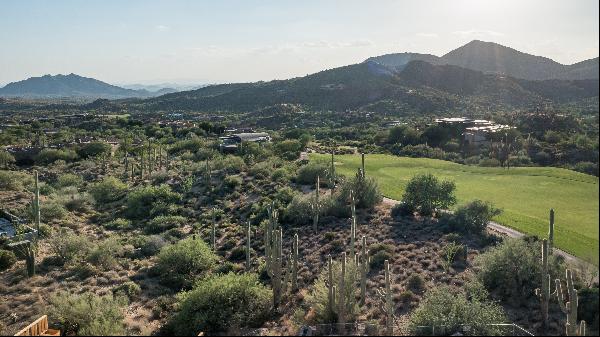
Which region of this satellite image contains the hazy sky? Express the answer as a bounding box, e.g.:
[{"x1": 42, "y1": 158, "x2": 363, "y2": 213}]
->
[{"x1": 1, "y1": 0, "x2": 598, "y2": 86}]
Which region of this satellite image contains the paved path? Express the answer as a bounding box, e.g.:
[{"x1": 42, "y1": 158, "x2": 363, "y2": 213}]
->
[{"x1": 381, "y1": 197, "x2": 594, "y2": 272}]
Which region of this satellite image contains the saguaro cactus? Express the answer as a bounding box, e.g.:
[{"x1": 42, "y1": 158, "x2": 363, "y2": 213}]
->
[
  {"x1": 269, "y1": 229, "x2": 284, "y2": 307},
  {"x1": 556, "y1": 269, "x2": 585, "y2": 336},
  {"x1": 292, "y1": 234, "x2": 299, "y2": 292},
  {"x1": 246, "y1": 221, "x2": 251, "y2": 270},
  {"x1": 312, "y1": 176, "x2": 320, "y2": 232},
  {"x1": 33, "y1": 170, "x2": 41, "y2": 238},
  {"x1": 548, "y1": 209, "x2": 555, "y2": 253},
  {"x1": 330, "y1": 150, "x2": 336, "y2": 195},
  {"x1": 535, "y1": 239, "x2": 555, "y2": 333},
  {"x1": 358, "y1": 236, "x2": 370, "y2": 305},
  {"x1": 349, "y1": 190, "x2": 357, "y2": 259},
  {"x1": 376, "y1": 260, "x2": 394, "y2": 336},
  {"x1": 211, "y1": 208, "x2": 217, "y2": 252},
  {"x1": 327, "y1": 255, "x2": 335, "y2": 314},
  {"x1": 361, "y1": 153, "x2": 365, "y2": 178},
  {"x1": 337, "y1": 252, "x2": 347, "y2": 332}
]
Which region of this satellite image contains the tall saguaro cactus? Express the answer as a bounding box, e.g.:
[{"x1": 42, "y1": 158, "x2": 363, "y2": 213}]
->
[
  {"x1": 535, "y1": 239, "x2": 555, "y2": 333},
  {"x1": 246, "y1": 221, "x2": 251, "y2": 270},
  {"x1": 33, "y1": 170, "x2": 41, "y2": 240},
  {"x1": 556, "y1": 269, "x2": 586, "y2": 336},
  {"x1": 211, "y1": 208, "x2": 217, "y2": 252},
  {"x1": 376, "y1": 260, "x2": 394, "y2": 336},
  {"x1": 312, "y1": 176, "x2": 320, "y2": 232},
  {"x1": 361, "y1": 153, "x2": 365, "y2": 178},
  {"x1": 349, "y1": 190, "x2": 357, "y2": 259},
  {"x1": 330, "y1": 150, "x2": 336, "y2": 195},
  {"x1": 292, "y1": 234, "x2": 299, "y2": 292},
  {"x1": 337, "y1": 252, "x2": 347, "y2": 332},
  {"x1": 358, "y1": 236, "x2": 370, "y2": 305},
  {"x1": 548, "y1": 209, "x2": 555, "y2": 253}
]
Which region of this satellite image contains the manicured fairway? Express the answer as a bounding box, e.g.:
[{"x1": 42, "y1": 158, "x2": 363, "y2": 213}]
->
[{"x1": 311, "y1": 153, "x2": 599, "y2": 264}]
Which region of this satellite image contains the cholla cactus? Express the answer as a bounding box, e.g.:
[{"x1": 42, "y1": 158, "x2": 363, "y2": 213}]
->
[
  {"x1": 556, "y1": 269, "x2": 586, "y2": 336},
  {"x1": 376, "y1": 260, "x2": 394, "y2": 336}
]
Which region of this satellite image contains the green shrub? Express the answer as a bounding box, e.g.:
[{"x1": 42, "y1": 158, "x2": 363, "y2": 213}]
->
[
  {"x1": 336, "y1": 170, "x2": 382, "y2": 209},
  {"x1": 89, "y1": 177, "x2": 128, "y2": 205},
  {"x1": 0, "y1": 150, "x2": 15, "y2": 168},
  {"x1": 0, "y1": 170, "x2": 33, "y2": 191},
  {"x1": 479, "y1": 158, "x2": 501, "y2": 167},
  {"x1": 408, "y1": 285, "x2": 506, "y2": 336},
  {"x1": 36, "y1": 148, "x2": 78, "y2": 165},
  {"x1": 113, "y1": 281, "x2": 142, "y2": 300},
  {"x1": 87, "y1": 238, "x2": 123, "y2": 270},
  {"x1": 307, "y1": 259, "x2": 359, "y2": 324},
  {"x1": 125, "y1": 184, "x2": 181, "y2": 219},
  {"x1": 146, "y1": 215, "x2": 187, "y2": 234},
  {"x1": 0, "y1": 249, "x2": 17, "y2": 271},
  {"x1": 217, "y1": 156, "x2": 245, "y2": 174},
  {"x1": 57, "y1": 190, "x2": 93, "y2": 213},
  {"x1": 401, "y1": 173, "x2": 456, "y2": 216},
  {"x1": 40, "y1": 201, "x2": 68, "y2": 222},
  {"x1": 283, "y1": 193, "x2": 314, "y2": 225},
  {"x1": 275, "y1": 139, "x2": 303, "y2": 160},
  {"x1": 48, "y1": 291, "x2": 127, "y2": 336},
  {"x1": 76, "y1": 142, "x2": 111, "y2": 159},
  {"x1": 170, "y1": 273, "x2": 272, "y2": 334},
  {"x1": 442, "y1": 200, "x2": 502, "y2": 234},
  {"x1": 369, "y1": 243, "x2": 394, "y2": 270},
  {"x1": 140, "y1": 235, "x2": 166, "y2": 257},
  {"x1": 296, "y1": 162, "x2": 329, "y2": 185},
  {"x1": 156, "y1": 237, "x2": 218, "y2": 290},
  {"x1": 407, "y1": 274, "x2": 426, "y2": 293},
  {"x1": 104, "y1": 218, "x2": 132, "y2": 230},
  {"x1": 54, "y1": 174, "x2": 83, "y2": 188},
  {"x1": 48, "y1": 229, "x2": 92, "y2": 265},
  {"x1": 474, "y1": 238, "x2": 563, "y2": 303},
  {"x1": 223, "y1": 175, "x2": 242, "y2": 189},
  {"x1": 391, "y1": 202, "x2": 415, "y2": 217}
]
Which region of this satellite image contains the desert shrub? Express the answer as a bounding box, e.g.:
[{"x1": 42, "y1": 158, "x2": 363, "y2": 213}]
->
[
  {"x1": 54, "y1": 173, "x2": 83, "y2": 188},
  {"x1": 170, "y1": 273, "x2": 271, "y2": 334},
  {"x1": 150, "y1": 170, "x2": 170, "y2": 185},
  {"x1": 408, "y1": 286, "x2": 506, "y2": 336},
  {"x1": 104, "y1": 218, "x2": 132, "y2": 230},
  {"x1": 307, "y1": 259, "x2": 359, "y2": 324},
  {"x1": 40, "y1": 201, "x2": 68, "y2": 221},
  {"x1": 223, "y1": 175, "x2": 242, "y2": 189},
  {"x1": 113, "y1": 281, "x2": 142, "y2": 300},
  {"x1": 169, "y1": 138, "x2": 205, "y2": 155},
  {"x1": 140, "y1": 235, "x2": 167, "y2": 257},
  {"x1": 218, "y1": 156, "x2": 245, "y2": 174},
  {"x1": 275, "y1": 139, "x2": 303, "y2": 160},
  {"x1": 48, "y1": 291, "x2": 127, "y2": 336},
  {"x1": 369, "y1": 243, "x2": 394, "y2": 269},
  {"x1": 272, "y1": 167, "x2": 291, "y2": 182},
  {"x1": 35, "y1": 148, "x2": 78, "y2": 165},
  {"x1": 407, "y1": 274, "x2": 426, "y2": 293},
  {"x1": 465, "y1": 156, "x2": 481, "y2": 165},
  {"x1": 229, "y1": 246, "x2": 247, "y2": 261},
  {"x1": 125, "y1": 184, "x2": 181, "y2": 219},
  {"x1": 87, "y1": 238, "x2": 123, "y2": 270},
  {"x1": 441, "y1": 200, "x2": 502, "y2": 235},
  {"x1": 89, "y1": 177, "x2": 128, "y2": 204},
  {"x1": 479, "y1": 158, "x2": 501, "y2": 167},
  {"x1": 156, "y1": 237, "x2": 218, "y2": 290},
  {"x1": 440, "y1": 242, "x2": 465, "y2": 272},
  {"x1": 0, "y1": 150, "x2": 15, "y2": 168},
  {"x1": 58, "y1": 190, "x2": 94, "y2": 213},
  {"x1": 296, "y1": 162, "x2": 329, "y2": 185},
  {"x1": 48, "y1": 229, "x2": 92, "y2": 265},
  {"x1": 396, "y1": 144, "x2": 446, "y2": 160},
  {"x1": 573, "y1": 161, "x2": 599, "y2": 176},
  {"x1": 0, "y1": 170, "x2": 33, "y2": 191},
  {"x1": 401, "y1": 173, "x2": 456, "y2": 216},
  {"x1": 76, "y1": 142, "x2": 111, "y2": 159},
  {"x1": 391, "y1": 202, "x2": 415, "y2": 217},
  {"x1": 474, "y1": 238, "x2": 563, "y2": 303},
  {"x1": 578, "y1": 287, "x2": 599, "y2": 330},
  {"x1": 0, "y1": 249, "x2": 17, "y2": 271},
  {"x1": 283, "y1": 193, "x2": 314, "y2": 225},
  {"x1": 336, "y1": 170, "x2": 382, "y2": 209},
  {"x1": 146, "y1": 215, "x2": 187, "y2": 234},
  {"x1": 249, "y1": 161, "x2": 272, "y2": 179}
]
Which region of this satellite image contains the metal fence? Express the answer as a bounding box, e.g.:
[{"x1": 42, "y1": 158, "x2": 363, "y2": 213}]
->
[{"x1": 413, "y1": 323, "x2": 534, "y2": 336}]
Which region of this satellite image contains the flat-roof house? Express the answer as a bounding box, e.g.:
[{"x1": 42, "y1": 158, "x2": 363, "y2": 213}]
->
[{"x1": 219, "y1": 132, "x2": 271, "y2": 152}]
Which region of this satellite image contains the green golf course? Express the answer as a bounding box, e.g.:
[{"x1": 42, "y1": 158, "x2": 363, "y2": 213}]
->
[{"x1": 311, "y1": 153, "x2": 599, "y2": 265}]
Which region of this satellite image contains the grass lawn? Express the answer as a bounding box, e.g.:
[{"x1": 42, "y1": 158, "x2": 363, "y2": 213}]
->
[{"x1": 311, "y1": 153, "x2": 599, "y2": 265}]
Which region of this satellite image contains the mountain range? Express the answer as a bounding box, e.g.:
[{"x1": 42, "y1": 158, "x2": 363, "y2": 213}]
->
[
  {"x1": 367, "y1": 40, "x2": 598, "y2": 81},
  {"x1": 1, "y1": 40, "x2": 598, "y2": 113},
  {"x1": 0, "y1": 74, "x2": 180, "y2": 99}
]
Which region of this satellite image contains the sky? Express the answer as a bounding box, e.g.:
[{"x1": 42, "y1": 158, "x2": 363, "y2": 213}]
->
[{"x1": 0, "y1": 0, "x2": 598, "y2": 86}]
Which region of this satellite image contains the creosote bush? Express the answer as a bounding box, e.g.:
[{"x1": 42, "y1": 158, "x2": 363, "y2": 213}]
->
[
  {"x1": 401, "y1": 173, "x2": 456, "y2": 216},
  {"x1": 0, "y1": 250, "x2": 17, "y2": 271},
  {"x1": 125, "y1": 184, "x2": 181, "y2": 219},
  {"x1": 48, "y1": 228, "x2": 92, "y2": 265},
  {"x1": 474, "y1": 237, "x2": 563, "y2": 303},
  {"x1": 48, "y1": 291, "x2": 127, "y2": 336},
  {"x1": 89, "y1": 177, "x2": 128, "y2": 204},
  {"x1": 146, "y1": 215, "x2": 187, "y2": 234},
  {"x1": 440, "y1": 200, "x2": 501, "y2": 234},
  {"x1": 169, "y1": 273, "x2": 272, "y2": 335},
  {"x1": 408, "y1": 285, "x2": 506, "y2": 336},
  {"x1": 0, "y1": 170, "x2": 33, "y2": 191},
  {"x1": 156, "y1": 237, "x2": 218, "y2": 290}
]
